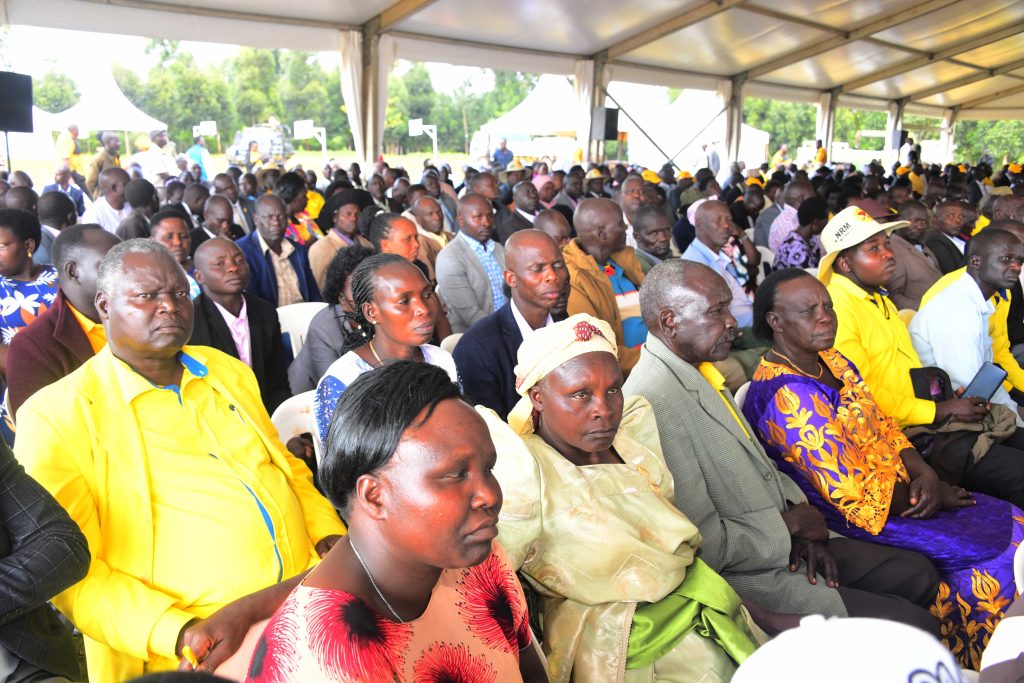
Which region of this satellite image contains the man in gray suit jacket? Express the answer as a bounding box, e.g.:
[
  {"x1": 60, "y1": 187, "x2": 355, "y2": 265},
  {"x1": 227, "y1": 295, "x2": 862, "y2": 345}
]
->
[
  {"x1": 436, "y1": 193, "x2": 507, "y2": 333},
  {"x1": 623, "y1": 259, "x2": 940, "y2": 633}
]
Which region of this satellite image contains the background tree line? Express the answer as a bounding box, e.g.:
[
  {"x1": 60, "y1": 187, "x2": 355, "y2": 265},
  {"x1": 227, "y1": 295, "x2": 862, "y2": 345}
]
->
[
  {"x1": 28, "y1": 41, "x2": 1023, "y2": 164},
  {"x1": 32, "y1": 42, "x2": 535, "y2": 157}
]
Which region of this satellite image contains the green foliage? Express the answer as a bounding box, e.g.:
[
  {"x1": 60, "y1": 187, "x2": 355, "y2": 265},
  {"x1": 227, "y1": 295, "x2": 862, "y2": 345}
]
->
[
  {"x1": 834, "y1": 108, "x2": 887, "y2": 151},
  {"x1": 743, "y1": 98, "x2": 816, "y2": 152},
  {"x1": 33, "y1": 72, "x2": 80, "y2": 113},
  {"x1": 385, "y1": 65, "x2": 537, "y2": 153},
  {"x1": 955, "y1": 120, "x2": 1024, "y2": 164},
  {"x1": 85, "y1": 48, "x2": 533, "y2": 156}
]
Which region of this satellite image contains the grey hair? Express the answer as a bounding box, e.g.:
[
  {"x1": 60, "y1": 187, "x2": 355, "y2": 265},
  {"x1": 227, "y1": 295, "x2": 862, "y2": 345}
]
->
[
  {"x1": 96, "y1": 238, "x2": 182, "y2": 294},
  {"x1": 639, "y1": 258, "x2": 715, "y2": 329}
]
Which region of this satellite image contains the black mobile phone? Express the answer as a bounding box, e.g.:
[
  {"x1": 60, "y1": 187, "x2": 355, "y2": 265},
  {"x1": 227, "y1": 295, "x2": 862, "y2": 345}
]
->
[{"x1": 962, "y1": 362, "x2": 1008, "y2": 401}]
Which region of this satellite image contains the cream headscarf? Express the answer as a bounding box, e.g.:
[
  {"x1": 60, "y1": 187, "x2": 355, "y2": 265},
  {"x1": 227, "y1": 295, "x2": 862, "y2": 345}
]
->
[{"x1": 507, "y1": 313, "x2": 618, "y2": 435}]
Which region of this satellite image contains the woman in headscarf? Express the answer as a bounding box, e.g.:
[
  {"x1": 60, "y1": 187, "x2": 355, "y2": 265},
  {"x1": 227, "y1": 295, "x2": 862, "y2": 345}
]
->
[
  {"x1": 481, "y1": 314, "x2": 779, "y2": 683},
  {"x1": 313, "y1": 253, "x2": 457, "y2": 444},
  {"x1": 247, "y1": 361, "x2": 548, "y2": 682},
  {"x1": 741, "y1": 268, "x2": 1024, "y2": 669}
]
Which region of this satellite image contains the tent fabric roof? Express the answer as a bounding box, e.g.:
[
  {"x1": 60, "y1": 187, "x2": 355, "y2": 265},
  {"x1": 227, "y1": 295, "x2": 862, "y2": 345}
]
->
[
  {"x1": 51, "y1": 72, "x2": 167, "y2": 134},
  {"x1": 6, "y1": 0, "x2": 1024, "y2": 119}
]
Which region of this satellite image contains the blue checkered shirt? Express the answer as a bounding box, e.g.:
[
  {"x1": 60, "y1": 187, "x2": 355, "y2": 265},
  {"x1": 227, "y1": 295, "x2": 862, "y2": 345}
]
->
[{"x1": 459, "y1": 232, "x2": 508, "y2": 311}]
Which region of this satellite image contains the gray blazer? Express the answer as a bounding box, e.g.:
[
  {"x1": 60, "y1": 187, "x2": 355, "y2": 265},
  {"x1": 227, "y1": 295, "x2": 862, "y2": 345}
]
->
[
  {"x1": 435, "y1": 235, "x2": 506, "y2": 333},
  {"x1": 623, "y1": 336, "x2": 847, "y2": 617}
]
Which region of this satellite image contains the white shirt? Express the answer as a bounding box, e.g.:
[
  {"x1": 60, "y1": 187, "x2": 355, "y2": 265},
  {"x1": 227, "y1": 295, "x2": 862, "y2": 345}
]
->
[
  {"x1": 515, "y1": 208, "x2": 536, "y2": 224},
  {"x1": 41, "y1": 224, "x2": 60, "y2": 241},
  {"x1": 944, "y1": 232, "x2": 967, "y2": 254},
  {"x1": 231, "y1": 201, "x2": 251, "y2": 234},
  {"x1": 82, "y1": 197, "x2": 131, "y2": 233},
  {"x1": 909, "y1": 271, "x2": 1022, "y2": 423},
  {"x1": 510, "y1": 298, "x2": 553, "y2": 342}
]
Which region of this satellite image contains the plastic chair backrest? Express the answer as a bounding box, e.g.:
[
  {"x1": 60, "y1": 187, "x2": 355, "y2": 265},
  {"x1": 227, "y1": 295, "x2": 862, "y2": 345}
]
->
[{"x1": 277, "y1": 302, "x2": 328, "y2": 357}]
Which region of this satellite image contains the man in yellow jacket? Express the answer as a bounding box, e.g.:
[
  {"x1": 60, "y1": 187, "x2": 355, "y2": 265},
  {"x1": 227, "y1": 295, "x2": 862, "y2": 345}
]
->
[{"x1": 15, "y1": 239, "x2": 345, "y2": 681}]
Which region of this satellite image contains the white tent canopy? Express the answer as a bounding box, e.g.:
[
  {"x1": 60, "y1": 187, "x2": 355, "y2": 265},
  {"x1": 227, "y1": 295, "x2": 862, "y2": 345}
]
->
[
  {"x1": 51, "y1": 71, "x2": 166, "y2": 135},
  {"x1": 6, "y1": 0, "x2": 1023, "y2": 164}
]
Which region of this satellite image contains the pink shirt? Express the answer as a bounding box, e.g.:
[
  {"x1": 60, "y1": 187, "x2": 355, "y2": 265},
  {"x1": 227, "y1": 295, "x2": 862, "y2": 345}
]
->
[
  {"x1": 768, "y1": 204, "x2": 799, "y2": 253},
  {"x1": 213, "y1": 298, "x2": 251, "y2": 367}
]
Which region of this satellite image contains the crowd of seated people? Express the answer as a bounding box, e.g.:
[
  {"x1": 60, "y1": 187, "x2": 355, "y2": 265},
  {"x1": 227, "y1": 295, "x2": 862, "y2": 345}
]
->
[{"x1": 3, "y1": 143, "x2": 1024, "y2": 682}]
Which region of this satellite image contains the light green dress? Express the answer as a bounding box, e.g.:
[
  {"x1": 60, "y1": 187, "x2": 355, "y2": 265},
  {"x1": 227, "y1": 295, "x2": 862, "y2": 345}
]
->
[{"x1": 481, "y1": 396, "x2": 763, "y2": 683}]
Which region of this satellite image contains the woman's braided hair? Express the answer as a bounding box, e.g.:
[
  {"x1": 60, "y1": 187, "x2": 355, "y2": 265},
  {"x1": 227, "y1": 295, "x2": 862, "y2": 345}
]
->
[{"x1": 341, "y1": 252, "x2": 409, "y2": 348}]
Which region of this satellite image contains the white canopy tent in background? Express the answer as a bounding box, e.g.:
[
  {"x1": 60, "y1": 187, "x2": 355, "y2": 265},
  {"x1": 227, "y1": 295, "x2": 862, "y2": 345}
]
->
[
  {"x1": 51, "y1": 72, "x2": 167, "y2": 137},
  {"x1": 5, "y1": 0, "x2": 1024, "y2": 167}
]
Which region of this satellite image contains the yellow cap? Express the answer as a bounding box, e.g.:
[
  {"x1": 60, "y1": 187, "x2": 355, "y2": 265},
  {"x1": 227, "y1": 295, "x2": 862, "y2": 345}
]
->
[
  {"x1": 678, "y1": 170, "x2": 693, "y2": 180},
  {"x1": 745, "y1": 177, "x2": 764, "y2": 187},
  {"x1": 1009, "y1": 163, "x2": 1023, "y2": 174},
  {"x1": 895, "y1": 166, "x2": 911, "y2": 176},
  {"x1": 641, "y1": 169, "x2": 661, "y2": 184}
]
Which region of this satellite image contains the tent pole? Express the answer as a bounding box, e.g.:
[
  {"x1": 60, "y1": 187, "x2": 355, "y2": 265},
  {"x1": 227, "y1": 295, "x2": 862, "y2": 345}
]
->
[
  {"x1": 3, "y1": 132, "x2": 9, "y2": 173},
  {"x1": 601, "y1": 86, "x2": 678, "y2": 170}
]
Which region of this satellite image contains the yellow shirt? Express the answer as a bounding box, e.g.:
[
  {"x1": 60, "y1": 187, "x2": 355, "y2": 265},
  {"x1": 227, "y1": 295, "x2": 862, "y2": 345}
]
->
[
  {"x1": 55, "y1": 130, "x2": 81, "y2": 172},
  {"x1": 972, "y1": 214, "x2": 991, "y2": 236},
  {"x1": 920, "y1": 267, "x2": 1023, "y2": 392},
  {"x1": 827, "y1": 273, "x2": 937, "y2": 427},
  {"x1": 67, "y1": 302, "x2": 107, "y2": 354},
  {"x1": 698, "y1": 362, "x2": 751, "y2": 439},
  {"x1": 15, "y1": 346, "x2": 344, "y2": 680},
  {"x1": 305, "y1": 190, "x2": 324, "y2": 220}
]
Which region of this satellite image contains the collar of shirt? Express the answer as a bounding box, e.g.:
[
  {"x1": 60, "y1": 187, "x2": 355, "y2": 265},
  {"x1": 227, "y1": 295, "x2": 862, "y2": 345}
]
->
[
  {"x1": 213, "y1": 296, "x2": 248, "y2": 327},
  {"x1": 41, "y1": 224, "x2": 61, "y2": 240},
  {"x1": 257, "y1": 230, "x2": 295, "y2": 259},
  {"x1": 691, "y1": 237, "x2": 729, "y2": 268},
  {"x1": 516, "y1": 208, "x2": 537, "y2": 224},
  {"x1": 108, "y1": 346, "x2": 209, "y2": 405},
  {"x1": 696, "y1": 361, "x2": 751, "y2": 439},
  {"x1": 637, "y1": 247, "x2": 664, "y2": 266},
  {"x1": 829, "y1": 273, "x2": 894, "y2": 316},
  {"x1": 67, "y1": 301, "x2": 107, "y2": 354},
  {"x1": 510, "y1": 298, "x2": 553, "y2": 340},
  {"x1": 417, "y1": 224, "x2": 448, "y2": 248},
  {"x1": 330, "y1": 229, "x2": 358, "y2": 247},
  {"x1": 952, "y1": 270, "x2": 996, "y2": 315},
  {"x1": 944, "y1": 232, "x2": 967, "y2": 253},
  {"x1": 459, "y1": 230, "x2": 495, "y2": 255}
]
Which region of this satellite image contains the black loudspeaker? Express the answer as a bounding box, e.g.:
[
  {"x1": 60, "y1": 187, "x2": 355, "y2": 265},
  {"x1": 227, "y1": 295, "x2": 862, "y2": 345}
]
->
[
  {"x1": 591, "y1": 107, "x2": 619, "y2": 141},
  {"x1": 0, "y1": 73, "x2": 33, "y2": 133}
]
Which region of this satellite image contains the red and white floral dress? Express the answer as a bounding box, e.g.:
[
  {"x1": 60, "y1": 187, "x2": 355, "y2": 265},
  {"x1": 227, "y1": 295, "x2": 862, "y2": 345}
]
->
[{"x1": 246, "y1": 541, "x2": 532, "y2": 682}]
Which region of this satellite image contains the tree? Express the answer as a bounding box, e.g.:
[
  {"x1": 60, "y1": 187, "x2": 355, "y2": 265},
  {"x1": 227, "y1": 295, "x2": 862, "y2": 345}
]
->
[
  {"x1": 278, "y1": 52, "x2": 330, "y2": 150},
  {"x1": 34, "y1": 72, "x2": 80, "y2": 113},
  {"x1": 228, "y1": 48, "x2": 281, "y2": 124},
  {"x1": 743, "y1": 98, "x2": 816, "y2": 153},
  {"x1": 955, "y1": 120, "x2": 1024, "y2": 165}
]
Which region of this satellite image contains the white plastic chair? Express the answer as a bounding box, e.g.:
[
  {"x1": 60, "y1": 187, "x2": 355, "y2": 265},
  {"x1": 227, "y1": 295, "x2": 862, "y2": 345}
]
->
[
  {"x1": 1015, "y1": 540, "x2": 1024, "y2": 595},
  {"x1": 440, "y1": 333, "x2": 463, "y2": 356},
  {"x1": 270, "y1": 390, "x2": 322, "y2": 466},
  {"x1": 733, "y1": 381, "x2": 751, "y2": 409},
  {"x1": 756, "y1": 246, "x2": 774, "y2": 279},
  {"x1": 277, "y1": 302, "x2": 328, "y2": 357}
]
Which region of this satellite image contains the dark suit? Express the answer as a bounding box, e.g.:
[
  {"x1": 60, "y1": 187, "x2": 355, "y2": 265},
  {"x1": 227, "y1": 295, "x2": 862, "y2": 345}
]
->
[
  {"x1": 496, "y1": 210, "x2": 534, "y2": 245},
  {"x1": 116, "y1": 208, "x2": 151, "y2": 240},
  {"x1": 42, "y1": 182, "x2": 85, "y2": 216},
  {"x1": 923, "y1": 231, "x2": 967, "y2": 274},
  {"x1": 7, "y1": 290, "x2": 95, "y2": 419},
  {"x1": 1008, "y1": 280, "x2": 1024, "y2": 347},
  {"x1": 453, "y1": 302, "x2": 523, "y2": 420},
  {"x1": 235, "y1": 197, "x2": 257, "y2": 233},
  {"x1": 235, "y1": 231, "x2": 321, "y2": 306},
  {"x1": 188, "y1": 292, "x2": 291, "y2": 414},
  {"x1": 0, "y1": 439, "x2": 89, "y2": 679}
]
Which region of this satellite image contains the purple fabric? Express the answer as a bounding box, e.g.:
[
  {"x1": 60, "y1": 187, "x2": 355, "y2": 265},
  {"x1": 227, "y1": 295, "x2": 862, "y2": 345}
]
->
[
  {"x1": 743, "y1": 361, "x2": 1024, "y2": 669},
  {"x1": 772, "y1": 232, "x2": 821, "y2": 270}
]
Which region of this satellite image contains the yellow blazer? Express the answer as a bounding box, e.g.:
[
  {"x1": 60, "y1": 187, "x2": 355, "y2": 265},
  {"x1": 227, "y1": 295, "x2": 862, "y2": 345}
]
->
[{"x1": 15, "y1": 346, "x2": 345, "y2": 681}]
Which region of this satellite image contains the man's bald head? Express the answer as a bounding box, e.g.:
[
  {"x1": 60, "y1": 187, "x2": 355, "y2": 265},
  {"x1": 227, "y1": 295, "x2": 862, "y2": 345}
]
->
[
  {"x1": 783, "y1": 180, "x2": 815, "y2": 209},
  {"x1": 988, "y1": 219, "x2": 1024, "y2": 244},
  {"x1": 573, "y1": 198, "x2": 626, "y2": 257},
  {"x1": 4, "y1": 186, "x2": 38, "y2": 214},
  {"x1": 9, "y1": 171, "x2": 32, "y2": 189},
  {"x1": 533, "y1": 209, "x2": 572, "y2": 249},
  {"x1": 98, "y1": 167, "x2": 130, "y2": 197},
  {"x1": 504, "y1": 229, "x2": 567, "y2": 317},
  {"x1": 993, "y1": 195, "x2": 1024, "y2": 221},
  {"x1": 410, "y1": 195, "x2": 443, "y2": 234}
]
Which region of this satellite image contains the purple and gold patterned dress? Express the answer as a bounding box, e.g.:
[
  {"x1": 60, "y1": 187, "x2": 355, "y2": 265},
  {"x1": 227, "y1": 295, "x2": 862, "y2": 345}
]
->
[{"x1": 742, "y1": 348, "x2": 1024, "y2": 669}]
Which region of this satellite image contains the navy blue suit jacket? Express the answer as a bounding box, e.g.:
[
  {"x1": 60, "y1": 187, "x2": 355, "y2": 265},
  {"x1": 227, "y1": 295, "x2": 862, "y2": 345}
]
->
[
  {"x1": 453, "y1": 301, "x2": 522, "y2": 420},
  {"x1": 42, "y1": 183, "x2": 85, "y2": 216},
  {"x1": 235, "y1": 231, "x2": 321, "y2": 306}
]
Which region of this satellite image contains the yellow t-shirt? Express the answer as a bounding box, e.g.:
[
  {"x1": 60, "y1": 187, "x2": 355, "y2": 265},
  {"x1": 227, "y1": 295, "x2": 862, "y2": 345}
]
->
[{"x1": 698, "y1": 362, "x2": 751, "y2": 439}]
